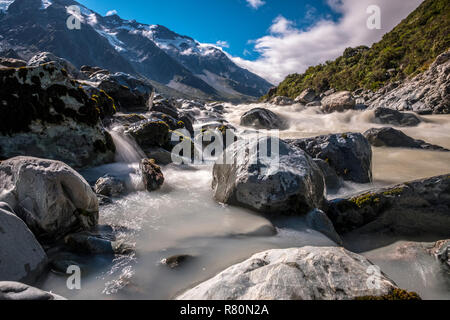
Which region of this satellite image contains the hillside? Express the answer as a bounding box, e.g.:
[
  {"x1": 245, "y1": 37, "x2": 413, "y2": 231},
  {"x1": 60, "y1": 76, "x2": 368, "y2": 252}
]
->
[{"x1": 264, "y1": 0, "x2": 450, "y2": 100}]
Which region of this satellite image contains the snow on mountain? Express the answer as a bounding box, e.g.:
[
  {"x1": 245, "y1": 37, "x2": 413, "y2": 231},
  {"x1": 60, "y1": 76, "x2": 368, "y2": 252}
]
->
[{"x1": 0, "y1": 0, "x2": 14, "y2": 11}]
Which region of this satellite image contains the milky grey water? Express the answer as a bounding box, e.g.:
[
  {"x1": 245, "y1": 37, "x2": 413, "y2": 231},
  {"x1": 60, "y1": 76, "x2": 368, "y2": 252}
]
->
[{"x1": 40, "y1": 103, "x2": 450, "y2": 299}]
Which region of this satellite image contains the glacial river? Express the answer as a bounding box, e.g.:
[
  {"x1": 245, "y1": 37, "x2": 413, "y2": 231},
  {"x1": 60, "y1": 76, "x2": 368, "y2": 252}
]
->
[{"x1": 40, "y1": 103, "x2": 450, "y2": 300}]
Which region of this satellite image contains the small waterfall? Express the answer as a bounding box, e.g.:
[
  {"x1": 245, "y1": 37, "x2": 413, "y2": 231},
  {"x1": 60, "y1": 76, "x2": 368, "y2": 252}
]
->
[{"x1": 107, "y1": 127, "x2": 146, "y2": 164}]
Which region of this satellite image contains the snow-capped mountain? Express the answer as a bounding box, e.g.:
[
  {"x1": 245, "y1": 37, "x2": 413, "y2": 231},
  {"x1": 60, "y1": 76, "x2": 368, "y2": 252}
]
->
[{"x1": 0, "y1": 0, "x2": 272, "y2": 100}]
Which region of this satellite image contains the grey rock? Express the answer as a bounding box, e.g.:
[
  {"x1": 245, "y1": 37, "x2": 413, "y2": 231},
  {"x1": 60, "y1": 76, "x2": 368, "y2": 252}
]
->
[
  {"x1": 125, "y1": 120, "x2": 170, "y2": 149},
  {"x1": 328, "y1": 174, "x2": 450, "y2": 236},
  {"x1": 212, "y1": 137, "x2": 325, "y2": 215},
  {"x1": 27, "y1": 52, "x2": 82, "y2": 78},
  {"x1": 0, "y1": 203, "x2": 47, "y2": 283},
  {"x1": 321, "y1": 91, "x2": 355, "y2": 113},
  {"x1": 372, "y1": 108, "x2": 422, "y2": 127},
  {"x1": 430, "y1": 240, "x2": 450, "y2": 270},
  {"x1": 313, "y1": 158, "x2": 343, "y2": 192},
  {"x1": 0, "y1": 282, "x2": 65, "y2": 300},
  {"x1": 94, "y1": 175, "x2": 126, "y2": 197},
  {"x1": 364, "y1": 127, "x2": 449, "y2": 151},
  {"x1": 240, "y1": 108, "x2": 286, "y2": 130},
  {"x1": 270, "y1": 96, "x2": 295, "y2": 106},
  {"x1": 0, "y1": 157, "x2": 99, "y2": 240},
  {"x1": 177, "y1": 247, "x2": 398, "y2": 300},
  {"x1": 306, "y1": 209, "x2": 343, "y2": 245},
  {"x1": 295, "y1": 88, "x2": 317, "y2": 104},
  {"x1": 286, "y1": 132, "x2": 372, "y2": 183}
]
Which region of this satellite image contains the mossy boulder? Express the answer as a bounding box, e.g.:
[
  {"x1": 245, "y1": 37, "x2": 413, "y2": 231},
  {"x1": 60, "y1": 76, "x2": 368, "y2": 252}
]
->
[{"x1": 125, "y1": 120, "x2": 170, "y2": 149}]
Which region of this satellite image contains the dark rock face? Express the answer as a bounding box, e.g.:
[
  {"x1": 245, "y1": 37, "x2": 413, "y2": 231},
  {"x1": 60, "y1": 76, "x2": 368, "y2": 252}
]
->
[
  {"x1": 213, "y1": 137, "x2": 325, "y2": 215},
  {"x1": 0, "y1": 63, "x2": 115, "y2": 168},
  {"x1": 161, "y1": 255, "x2": 193, "y2": 269},
  {"x1": 286, "y1": 133, "x2": 373, "y2": 184},
  {"x1": 372, "y1": 108, "x2": 422, "y2": 127},
  {"x1": 140, "y1": 159, "x2": 164, "y2": 191},
  {"x1": 125, "y1": 120, "x2": 170, "y2": 149},
  {"x1": 313, "y1": 158, "x2": 343, "y2": 192},
  {"x1": 0, "y1": 57, "x2": 26, "y2": 68},
  {"x1": 364, "y1": 127, "x2": 449, "y2": 151},
  {"x1": 150, "y1": 99, "x2": 194, "y2": 135},
  {"x1": 240, "y1": 108, "x2": 286, "y2": 130},
  {"x1": 327, "y1": 174, "x2": 450, "y2": 236}
]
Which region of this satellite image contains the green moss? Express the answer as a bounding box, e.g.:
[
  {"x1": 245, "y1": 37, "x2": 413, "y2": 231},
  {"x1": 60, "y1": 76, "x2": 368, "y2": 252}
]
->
[
  {"x1": 350, "y1": 193, "x2": 380, "y2": 208},
  {"x1": 263, "y1": 0, "x2": 450, "y2": 100},
  {"x1": 355, "y1": 288, "x2": 421, "y2": 300},
  {"x1": 383, "y1": 187, "x2": 404, "y2": 196}
]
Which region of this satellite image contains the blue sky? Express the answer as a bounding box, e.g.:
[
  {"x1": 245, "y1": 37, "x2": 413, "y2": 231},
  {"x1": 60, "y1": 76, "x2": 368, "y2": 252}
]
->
[{"x1": 77, "y1": 0, "x2": 340, "y2": 60}]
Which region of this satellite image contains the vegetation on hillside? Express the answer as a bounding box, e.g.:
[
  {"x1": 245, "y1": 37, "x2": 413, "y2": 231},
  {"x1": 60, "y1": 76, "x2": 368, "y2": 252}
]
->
[{"x1": 264, "y1": 0, "x2": 450, "y2": 100}]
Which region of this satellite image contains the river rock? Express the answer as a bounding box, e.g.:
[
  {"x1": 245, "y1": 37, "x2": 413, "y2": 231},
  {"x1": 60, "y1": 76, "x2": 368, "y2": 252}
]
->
[
  {"x1": 177, "y1": 247, "x2": 399, "y2": 300},
  {"x1": 430, "y1": 240, "x2": 450, "y2": 270},
  {"x1": 368, "y1": 50, "x2": 450, "y2": 114},
  {"x1": 321, "y1": 91, "x2": 355, "y2": 113},
  {"x1": 240, "y1": 108, "x2": 286, "y2": 130},
  {"x1": 140, "y1": 159, "x2": 164, "y2": 191},
  {"x1": 327, "y1": 174, "x2": 450, "y2": 236},
  {"x1": 313, "y1": 158, "x2": 343, "y2": 192},
  {"x1": 295, "y1": 88, "x2": 318, "y2": 104},
  {"x1": 94, "y1": 175, "x2": 126, "y2": 197},
  {"x1": 125, "y1": 120, "x2": 170, "y2": 149},
  {"x1": 306, "y1": 209, "x2": 343, "y2": 245},
  {"x1": 0, "y1": 157, "x2": 99, "y2": 240},
  {"x1": 372, "y1": 108, "x2": 422, "y2": 127},
  {"x1": 0, "y1": 282, "x2": 65, "y2": 300},
  {"x1": 270, "y1": 96, "x2": 294, "y2": 106},
  {"x1": 286, "y1": 132, "x2": 372, "y2": 183},
  {"x1": 212, "y1": 137, "x2": 325, "y2": 215},
  {"x1": 0, "y1": 203, "x2": 47, "y2": 283},
  {"x1": 0, "y1": 63, "x2": 115, "y2": 168},
  {"x1": 364, "y1": 127, "x2": 449, "y2": 151}
]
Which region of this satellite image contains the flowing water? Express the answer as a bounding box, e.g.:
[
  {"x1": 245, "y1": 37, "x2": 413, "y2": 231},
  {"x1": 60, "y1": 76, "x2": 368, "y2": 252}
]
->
[{"x1": 40, "y1": 103, "x2": 450, "y2": 300}]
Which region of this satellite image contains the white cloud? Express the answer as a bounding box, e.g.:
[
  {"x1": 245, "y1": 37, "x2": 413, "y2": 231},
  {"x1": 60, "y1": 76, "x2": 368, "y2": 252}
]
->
[
  {"x1": 216, "y1": 40, "x2": 230, "y2": 48},
  {"x1": 246, "y1": 0, "x2": 265, "y2": 10},
  {"x1": 105, "y1": 9, "x2": 117, "y2": 16},
  {"x1": 231, "y1": 0, "x2": 423, "y2": 84}
]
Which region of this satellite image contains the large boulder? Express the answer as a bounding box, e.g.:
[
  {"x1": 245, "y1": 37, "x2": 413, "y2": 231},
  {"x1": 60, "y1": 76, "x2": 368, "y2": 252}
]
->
[
  {"x1": 372, "y1": 108, "x2": 422, "y2": 127},
  {"x1": 0, "y1": 203, "x2": 47, "y2": 283},
  {"x1": 321, "y1": 91, "x2": 355, "y2": 113},
  {"x1": 94, "y1": 175, "x2": 126, "y2": 197},
  {"x1": 212, "y1": 137, "x2": 325, "y2": 215},
  {"x1": 286, "y1": 133, "x2": 372, "y2": 183},
  {"x1": 0, "y1": 282, "x2": 65, "y2": 300},
  {"x1": 0, "y1": 157, "x2": 99, "y2": 240},
  {"x1": 364, "y1": 127, "x2": 449, "y2": 151},
  {"x1": 177, "y1": 247, "x2": 401, "y2": 300},
  {"x1": 367, "y1": 50, "x2": 450, "y2": 114},
  {"x1": 240, "y1": 108, "x2": 286, "y2": 130},
  {"x1": 328, "y1": 174, "x2": 450, "y2": 236},
  {"x1": 295, "y1": 88, "x2": 318, "y2": 104},
  {"x1": 0, "y1": 63, "x2": 115, "y2": 168}
]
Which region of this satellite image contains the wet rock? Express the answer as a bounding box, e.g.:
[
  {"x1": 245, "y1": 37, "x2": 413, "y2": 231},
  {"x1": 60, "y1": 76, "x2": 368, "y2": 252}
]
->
[
  {"x1": 125, "y1": 120, "x2": 170, "y2": 149},
  {"x1": 368, "y1": 50, "x2": 450, "y2": 114},
  {"x1": 0, "y1": 157, "x2": 99, "y2": 240},
  {"x1": 327, "y1": 174, "x2": 450, "y2": 236},
  {"x1": 0, "y1": 202, "x2": 47, "y2": 283},
  {"x1": 64, "y1": 231, "x2": 134, "y2": 255},
  {"x1": 0, "y1": 282, "x2": 66, "y2": 300},
  {"x1": 213, "y1": 137, "x2": 325, "y2": 215},
  {"x1": 270, "y1": 96, "x2": 295, "y2": 106},
  {"x1": 140, "y1": 159, "x2": 164, "y2": 191},
  {"x1": 113, "y1": 113, "x2": 147, "y2": 125},
  {"x1": 161, "y1": 255, "x2": 193, "y2": 269},
  {"x1": 363, "y1": 127, "x2": 449, "y2": 151},
  {"x1": 0, "y1": 57, "x2": 26, "y2": 68},
  {"x1": 94, "y1": 175, "x2": 126, "y2": 197},
  {"x1": 430, "y1": 240, "x2": 450, "y2": 270},
  {"x1": 143, "y1": 147, "x2": 174, "y2": 165},
  {"x1": 321, "y1": 91, "x2": 355, "y2": 113},
  {"x1": 313, "y1": 158, "x2": 343, "y2": 192},
  {"x1": 372, "y1": 108, "x2": 421, "y2": 127},
  {"x1": 286, "y1": 132, "x2": 372, "y2": 183},
  {"x1": 306, "y1": 209, "x2": 343, "y2": 245},
  {"x1": 0, "y1": 63, "x2": 115, "y2": 168},
  {"x1": 177, "y1": 247, "x2": 400, "y2": 300},
  {"x1": 306, "y1": 101, "x2": 322, "y2": 107},
  {"x1": 295, "y1": 88, "x2": 318, "y2": 104},
  {"x1": 240, "y1": 108, "x2": 286, "y2": 130}
]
